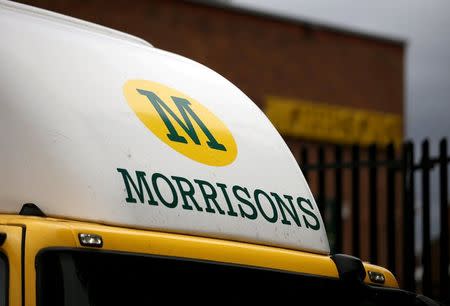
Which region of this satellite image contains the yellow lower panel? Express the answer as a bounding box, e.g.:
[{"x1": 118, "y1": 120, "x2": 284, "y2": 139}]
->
[{"x1": 0, "y1": 216, "x2": 399, "y2": 306}]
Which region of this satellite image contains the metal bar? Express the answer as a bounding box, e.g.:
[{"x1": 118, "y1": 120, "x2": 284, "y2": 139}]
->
[
  {"x1": 301, "y1": 147, "x2": 309, "y2": 182},
  {"x1": 421, "y1": 140, "x2": 432, "y2": 296},
  {"x1": 402, "y1": 142, "x2": 415, "y2": 292},
  {"x1": 302, "y1": 159, "x2": 402, "y2": 171},
  {"x1": 369, "y1": 144, "x2": 378, "y2": 264},
  {"x1": 334, "y1": 145, "x2": 343, "y2": 254},
  {"x1": 300, "y1": 156, "x2": 450, "y2": 171},
  {"x1": 439, "y1": 139, "x2": 449, "y2": 301},
  {"x1": 386, "y1": 143, "x2": 396, "y2": 274},
  {"x1": 352, "y1": 145, "x2": 360, "y2": 258},
  {"x1": 317, "y1": 145, "x2": 326, "y2": 216}
]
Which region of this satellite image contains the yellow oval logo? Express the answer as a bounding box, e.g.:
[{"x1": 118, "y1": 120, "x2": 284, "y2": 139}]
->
[{"x1": 123, "y1": 80, "x2": 237, "y2": 166}]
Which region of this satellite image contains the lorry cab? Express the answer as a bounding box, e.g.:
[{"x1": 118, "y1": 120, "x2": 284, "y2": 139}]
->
[{"x1": 0, "y1": 1, "x2": 437, "y2": 305}]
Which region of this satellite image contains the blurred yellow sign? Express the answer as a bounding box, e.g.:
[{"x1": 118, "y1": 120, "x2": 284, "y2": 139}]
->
[{"x1": 265, "y1": 97, "x2": 403, "y2": 146}]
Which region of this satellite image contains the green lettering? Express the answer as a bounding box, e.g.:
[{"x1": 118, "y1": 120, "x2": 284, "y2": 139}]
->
[
  {"x1": 151, "y1": 173, "x2": 178, "y2": 208},
  {"x1": 194, "y1": 179, "x2": 225, "y2": 215},
  {"x1": 254, "y1": 189, "x2": 278, "y2": 223},
  {"x1": 137, "y1": 89, "x2": 226, "y2": 151},
  {"x1": 271, "y1": 193, "x2": 301, "y2": 226},
  {"x1": 216, "y1": 183, "x2": 238, "y2": 217},
  {"x1": 171, "y1": 176, "x2": 203, "y2": 212},
  {"x1": 232, "y1": 185, "x2": 257, "y2": 220},
  {"x1": 297, "y1": 197, "x2": 320, "y2": 230},
  {"x1": 116, "y1": 168, "x2": 158, "y2": 205}
]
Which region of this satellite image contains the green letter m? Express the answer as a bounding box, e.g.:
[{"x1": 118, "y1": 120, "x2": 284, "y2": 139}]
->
[
  {"x1": 137, "y1": 89, "x2": 226, "y2": 151},
  {"x1": 116, "y1": 168, "x2": 157, "y2": 205}
]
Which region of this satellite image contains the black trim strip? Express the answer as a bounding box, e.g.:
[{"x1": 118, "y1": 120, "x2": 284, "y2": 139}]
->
[
  {"x1": 35, "y1": 246, "x2": 338, "y2": 281},
  {"x1": 0, "y1": 252, "x2": 9, "y2": 306},
  {"x1": 20, "y1": 226, "x2": 26, "y2": 306}
]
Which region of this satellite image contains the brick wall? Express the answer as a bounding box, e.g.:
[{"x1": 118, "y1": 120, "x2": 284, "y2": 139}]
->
[{"x1": 17, "y1": 0, "x2": 404, "y2": 115}]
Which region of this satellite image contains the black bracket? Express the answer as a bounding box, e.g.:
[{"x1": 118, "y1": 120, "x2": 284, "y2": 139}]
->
[{"x1": 331, "y1": 254, "x2": 366, "y2": 284}]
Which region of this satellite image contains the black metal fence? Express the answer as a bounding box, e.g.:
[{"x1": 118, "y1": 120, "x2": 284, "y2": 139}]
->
[{"x1": 298, "y1": 138, "x2": 449, "y2": 303}]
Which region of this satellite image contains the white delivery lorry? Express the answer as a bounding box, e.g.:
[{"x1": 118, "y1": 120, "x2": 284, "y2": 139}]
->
[{"x1": 0, "y1": 0, "x2": 439, "y2": 305}]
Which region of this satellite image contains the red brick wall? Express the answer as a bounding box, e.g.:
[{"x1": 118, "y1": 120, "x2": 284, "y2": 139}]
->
[{"x1": 16, "y1": 0, "x2": 404, "y2": 115}]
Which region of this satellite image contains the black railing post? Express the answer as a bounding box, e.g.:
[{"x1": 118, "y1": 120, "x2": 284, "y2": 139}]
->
[
  {"x1": 402, "y1": 142, "x2": 416, "y2": 292},
  {"x1": 334, "y1": 145, "x2": 343, "y2": 253},
  {"x1": 294, "y1": 138, "x2": 448, "y2": 300},
  {"x1": 352, "y1": 144, "x2": 360, "y2": 258},
  {"x1": 369, "y1": 144, "x2": 378, "y2": 264},
  {"x1": 421, "y1": 140, "x2": 432, "y2": 296},
  {"x1": 318, "y1": 145, "x2": 326, "y2": 216},
  {"x1": 386, "y1": 143, "x2": 396, "y2": 274},
  {"x1": 301, "y1": 147, "x2": 309, "y2": 182},
  {"x1": 439, "y1": 139, "x2": 449, "y2": 301}
]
